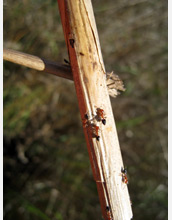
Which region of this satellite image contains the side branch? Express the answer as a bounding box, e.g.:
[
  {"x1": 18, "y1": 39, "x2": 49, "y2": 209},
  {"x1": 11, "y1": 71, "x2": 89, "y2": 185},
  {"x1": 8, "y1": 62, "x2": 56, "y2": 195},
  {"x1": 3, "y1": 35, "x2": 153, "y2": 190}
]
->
[
  {"x1": 3, "y1": 48, "x2": 72, "y2": 80},
  {"x1": 3, "y1": 48, "x2": 125, "y2": 98}
]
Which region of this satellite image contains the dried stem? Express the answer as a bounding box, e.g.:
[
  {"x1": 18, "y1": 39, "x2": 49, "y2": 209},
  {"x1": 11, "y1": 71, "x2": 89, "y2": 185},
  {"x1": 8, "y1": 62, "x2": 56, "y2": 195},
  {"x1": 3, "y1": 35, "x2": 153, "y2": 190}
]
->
[{"x1": 57, "y1": 0, "x2": 133, "y2": 219}]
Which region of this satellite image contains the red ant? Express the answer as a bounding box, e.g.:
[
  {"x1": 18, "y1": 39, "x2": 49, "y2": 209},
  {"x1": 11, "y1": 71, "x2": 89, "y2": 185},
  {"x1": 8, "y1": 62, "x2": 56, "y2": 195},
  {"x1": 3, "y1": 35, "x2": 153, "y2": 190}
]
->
[
  {"x1": 92, "y1": 124, "x2": 100, "y2": 141},
  {"x1": 121, "y1": 167, "x2": 128, "y2": 184},
  {"x1": 82, "y1": 114, "x2": 100, "y2": 141},
  {"x1": 96, "y1": 108, "x2": 106, "y2": 125},
  {"x1": 82, "y1": 114, "x2": 89, "y2": 127},
  {"x1": 106, "y1": 206, "x2": 113, "y2": 220}
]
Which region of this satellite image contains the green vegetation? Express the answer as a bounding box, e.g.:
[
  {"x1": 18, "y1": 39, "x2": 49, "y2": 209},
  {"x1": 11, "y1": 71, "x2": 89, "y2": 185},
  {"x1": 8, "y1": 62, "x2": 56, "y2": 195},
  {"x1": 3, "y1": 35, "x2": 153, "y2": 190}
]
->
[{"x1": 4, "y1": 0, "x2": 167, "y2": 219}]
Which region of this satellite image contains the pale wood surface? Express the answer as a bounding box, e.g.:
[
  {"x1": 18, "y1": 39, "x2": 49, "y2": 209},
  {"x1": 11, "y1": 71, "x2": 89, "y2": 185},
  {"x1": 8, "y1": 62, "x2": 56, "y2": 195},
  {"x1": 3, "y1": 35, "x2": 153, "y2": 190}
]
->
[{"x1": 57, "y1": 0, "x2": 133, "y2": 219}]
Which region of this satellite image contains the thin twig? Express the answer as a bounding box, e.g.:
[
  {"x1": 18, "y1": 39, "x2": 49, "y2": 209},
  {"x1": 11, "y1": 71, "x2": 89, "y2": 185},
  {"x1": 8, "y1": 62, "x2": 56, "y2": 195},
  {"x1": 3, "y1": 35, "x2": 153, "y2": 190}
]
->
[{"x1": 3, "y1": 48, "x2": 72, "y2": 80}]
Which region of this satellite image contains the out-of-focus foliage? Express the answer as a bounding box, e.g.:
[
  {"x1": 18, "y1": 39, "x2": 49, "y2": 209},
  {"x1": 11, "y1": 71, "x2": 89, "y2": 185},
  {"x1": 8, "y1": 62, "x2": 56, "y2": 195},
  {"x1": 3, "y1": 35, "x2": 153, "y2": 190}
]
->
[{"x1": 3, "y1": 0, "x2": 167, "y2": 220}]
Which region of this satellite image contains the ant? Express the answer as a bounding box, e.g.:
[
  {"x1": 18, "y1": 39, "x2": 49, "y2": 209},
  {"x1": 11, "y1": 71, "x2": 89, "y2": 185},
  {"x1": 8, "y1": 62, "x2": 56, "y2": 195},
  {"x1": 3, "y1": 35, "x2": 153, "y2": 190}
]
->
[
  {"x1": 82, "y1": 114, "x2": 89, "y2": 127},
  {"x1": 92, "y1": 124, "x2": 100, "y2": 141},
  {"x1": 69, "y1": 38, "x2": 75, "y2": 48},
  {"x1": 96, "y1": 108, "x2": 106, "y2": 125},
  {"x1": 106, "y1": 206, "x2": 113, "y2": 220},
  {"x1": 82, "y1": 113, "x2": 101, "y2": 141},
  {"x1": 64, "y1": 59, "x2": 70, "y2": 65},
  {"x1": 121, "y1": 167, "x2": 128, "y2": 184},
  {"x1": 82, "y1": 114, "x2": 100, "y2": 141}
]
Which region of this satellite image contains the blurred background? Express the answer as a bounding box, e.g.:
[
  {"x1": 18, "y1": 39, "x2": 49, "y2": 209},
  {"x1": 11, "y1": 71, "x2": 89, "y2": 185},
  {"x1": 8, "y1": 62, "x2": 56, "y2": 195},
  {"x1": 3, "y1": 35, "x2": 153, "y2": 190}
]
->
[{"x1": 3, "y1": 0, "x2": 167, "y2": 219}]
